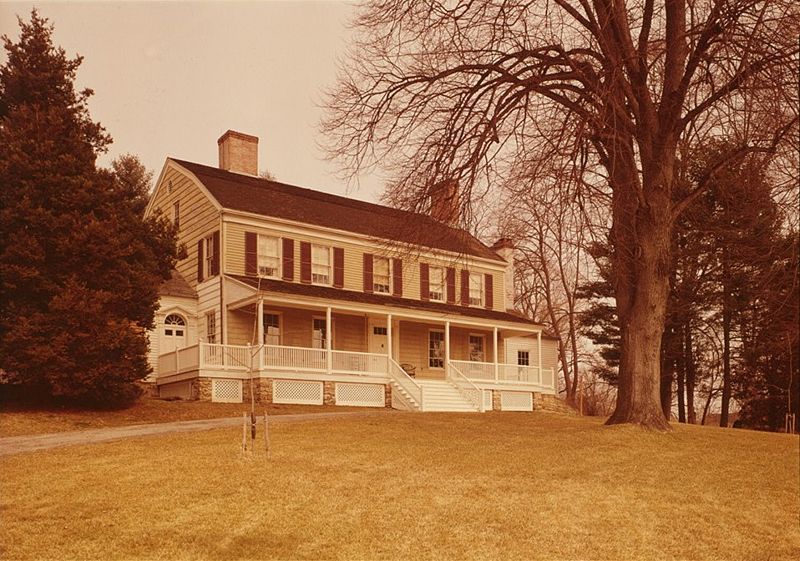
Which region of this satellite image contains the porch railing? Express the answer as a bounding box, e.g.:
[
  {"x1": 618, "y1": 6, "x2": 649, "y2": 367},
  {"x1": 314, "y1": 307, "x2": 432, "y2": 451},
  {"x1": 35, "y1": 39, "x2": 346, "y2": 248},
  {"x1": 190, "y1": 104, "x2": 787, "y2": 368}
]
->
[
  {"x1": 263, "y1": 345, "x2": 327, "y2": 371},
  {"x1": 158, "y1": 343, "x2": 250, "y2": 377},
  {"x1": 451, "y1": 359, "x2": 555, "y2": 390},
  {"x1": 331, "y1": 350, "x2": 388, "y2": 375},
  {"x1": 388, "y1": 358, "x2": 424, "y2": 411},
  {"x1": 202, "y1": 343, "x2": 251, "y2": 370},
  {"x1": 447, "y1": 361, "x2": 485, "y2": 412}
]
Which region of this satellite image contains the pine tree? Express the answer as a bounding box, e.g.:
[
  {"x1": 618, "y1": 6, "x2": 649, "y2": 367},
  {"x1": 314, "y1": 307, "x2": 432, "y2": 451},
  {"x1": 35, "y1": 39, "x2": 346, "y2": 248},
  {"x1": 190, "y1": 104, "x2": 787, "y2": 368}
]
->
[{"x1": 0, "y1": 11, "x2": 180, "y2": 406}]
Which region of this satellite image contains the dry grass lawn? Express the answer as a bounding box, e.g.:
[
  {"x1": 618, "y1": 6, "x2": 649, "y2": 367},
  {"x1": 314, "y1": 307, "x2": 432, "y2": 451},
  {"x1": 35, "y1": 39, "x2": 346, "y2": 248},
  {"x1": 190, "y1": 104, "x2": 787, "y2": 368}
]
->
[
  {"x1": 1, "y1": 413, "x2": 798, "y2": 561},
  {"x1": 0, "y1": 398, "x2": 365, "y2": 437}
]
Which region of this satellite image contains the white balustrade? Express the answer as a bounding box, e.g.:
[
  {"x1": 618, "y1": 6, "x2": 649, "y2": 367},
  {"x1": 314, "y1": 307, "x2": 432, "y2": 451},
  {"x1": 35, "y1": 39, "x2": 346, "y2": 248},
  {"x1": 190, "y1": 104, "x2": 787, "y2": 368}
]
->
[
  {"x1": 331, "y1": 350, "x2": 388, "y2": 374},
  {"x1": 453, "y1": 360, "x2": 554, "y2": 390},
  {"x1": 176, "y1": 345, "x2": 200, "y2": 372},
  {"x1": 201, "y1": 343, "x2": 250, "y2": 370},
  {"x1": 158, "y1": 351, "x2": 177, "y2": 376},
  {"x1": 388, "y1": 358, "x2": 424, "y2": 411},
  {"x1": 446, "y1": 362, "x2": 485, "y2": 412},
  {"x1": 263, "y1": 345, "x2": 327, "y2": 370}
]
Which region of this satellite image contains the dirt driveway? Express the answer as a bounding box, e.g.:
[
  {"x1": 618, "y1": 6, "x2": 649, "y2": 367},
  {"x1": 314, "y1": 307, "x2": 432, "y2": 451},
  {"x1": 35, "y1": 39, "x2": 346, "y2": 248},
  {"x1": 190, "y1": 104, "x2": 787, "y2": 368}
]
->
[{"x1": 0, "y1": 410, "x2": 393, "y2": 456}]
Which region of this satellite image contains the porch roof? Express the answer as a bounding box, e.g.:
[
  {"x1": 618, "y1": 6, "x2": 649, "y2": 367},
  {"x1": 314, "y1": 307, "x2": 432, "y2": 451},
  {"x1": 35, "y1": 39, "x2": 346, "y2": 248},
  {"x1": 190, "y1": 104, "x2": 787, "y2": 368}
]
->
[
  {"x1": 159, "y1": 269, "x2": 196, "y2": 298},
  {"x1": 230, "y1": 274, "x2": 546, "y2": 330}
]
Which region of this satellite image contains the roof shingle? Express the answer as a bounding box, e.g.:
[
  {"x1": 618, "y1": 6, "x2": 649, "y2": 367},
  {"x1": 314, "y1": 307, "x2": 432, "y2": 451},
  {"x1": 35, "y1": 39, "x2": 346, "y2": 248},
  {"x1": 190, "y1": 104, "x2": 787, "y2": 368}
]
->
[{"x1": 172, "y1": 159, "x2": 503, "y2": 262}]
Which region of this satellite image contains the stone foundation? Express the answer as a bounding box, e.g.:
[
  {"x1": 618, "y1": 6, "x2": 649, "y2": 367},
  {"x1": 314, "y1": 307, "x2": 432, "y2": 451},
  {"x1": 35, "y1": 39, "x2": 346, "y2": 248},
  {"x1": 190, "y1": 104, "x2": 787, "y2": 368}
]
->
[
  {"x1": 384, "y1": 384, "x2": 392, "y2": 408},
  {"x1": 323, "y1": 381, "x2": 336, "y2": 405},
  {"x1": 192, "y1": 378, "x2": 212, "y2": 401},
  {"x1": 533, "y1": 392, "x2": 578, "y2": 415},
  {"x1": 492, "y1": 390, "x2": 502, "y2": 411}
]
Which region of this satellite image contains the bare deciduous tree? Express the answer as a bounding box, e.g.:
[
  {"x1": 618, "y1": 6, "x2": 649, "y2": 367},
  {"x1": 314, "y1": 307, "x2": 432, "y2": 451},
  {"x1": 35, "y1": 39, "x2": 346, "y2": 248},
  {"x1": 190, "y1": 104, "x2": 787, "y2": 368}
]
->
[{"x1": 323, "y1": 0, "x2": 798, "y2": 428}]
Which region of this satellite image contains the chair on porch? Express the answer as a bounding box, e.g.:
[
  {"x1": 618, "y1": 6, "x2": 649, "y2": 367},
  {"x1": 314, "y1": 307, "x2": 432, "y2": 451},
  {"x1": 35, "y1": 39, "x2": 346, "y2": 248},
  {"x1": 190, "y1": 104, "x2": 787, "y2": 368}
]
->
[{"x1": 400, "y1": 363, "x2": 417, "y2": 378}]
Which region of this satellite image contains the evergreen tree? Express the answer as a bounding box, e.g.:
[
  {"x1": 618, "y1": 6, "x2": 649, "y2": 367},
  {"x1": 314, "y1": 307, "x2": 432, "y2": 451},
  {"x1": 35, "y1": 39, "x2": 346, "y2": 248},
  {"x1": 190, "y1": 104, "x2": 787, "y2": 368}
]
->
[{"x1": 0, "y1": 11, "x2": 180, "y2": 406}]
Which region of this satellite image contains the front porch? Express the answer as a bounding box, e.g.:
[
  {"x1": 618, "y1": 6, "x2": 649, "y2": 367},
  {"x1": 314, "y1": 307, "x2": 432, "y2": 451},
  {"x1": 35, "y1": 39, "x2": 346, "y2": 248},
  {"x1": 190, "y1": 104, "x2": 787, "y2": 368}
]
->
[{"x1": 155, "y1": 290, "x2": 556, "y2": 410}]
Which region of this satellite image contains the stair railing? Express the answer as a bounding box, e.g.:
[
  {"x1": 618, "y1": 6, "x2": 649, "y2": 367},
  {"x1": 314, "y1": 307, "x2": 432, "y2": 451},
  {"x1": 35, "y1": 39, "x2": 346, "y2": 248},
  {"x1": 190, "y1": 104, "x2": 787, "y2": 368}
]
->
[
  {"x1": 388, "y1": 358, "x2": 424, "y2": 411},
  {"x1": 447, "y1": 361, "x2": 485, "y2": 412}
]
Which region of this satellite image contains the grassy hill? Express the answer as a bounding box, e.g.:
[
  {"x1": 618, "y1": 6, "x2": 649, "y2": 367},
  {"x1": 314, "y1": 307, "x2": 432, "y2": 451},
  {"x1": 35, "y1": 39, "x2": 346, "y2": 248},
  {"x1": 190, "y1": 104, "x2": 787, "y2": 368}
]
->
[{"x1": 1, "y1": 412, "x2": 797, "y2": 560}]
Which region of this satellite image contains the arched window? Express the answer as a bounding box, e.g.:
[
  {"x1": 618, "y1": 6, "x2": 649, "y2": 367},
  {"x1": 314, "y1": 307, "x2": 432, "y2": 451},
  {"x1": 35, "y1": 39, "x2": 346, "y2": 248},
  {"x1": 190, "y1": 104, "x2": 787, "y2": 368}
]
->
[{"x1": 164, "y1": 314, "x2": 186, "y2": 337}]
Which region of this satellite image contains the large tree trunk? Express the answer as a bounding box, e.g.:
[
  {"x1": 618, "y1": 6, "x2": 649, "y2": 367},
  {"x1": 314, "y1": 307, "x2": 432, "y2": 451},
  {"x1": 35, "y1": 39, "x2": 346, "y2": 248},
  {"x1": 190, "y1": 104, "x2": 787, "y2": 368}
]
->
[{"x1": 607, "y1": 195, "x2": 672, "y2": 429}]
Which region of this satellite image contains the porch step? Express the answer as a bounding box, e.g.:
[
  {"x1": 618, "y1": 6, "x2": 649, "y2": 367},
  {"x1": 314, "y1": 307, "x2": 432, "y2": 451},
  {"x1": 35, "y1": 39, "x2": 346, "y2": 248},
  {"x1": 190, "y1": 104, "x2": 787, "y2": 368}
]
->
[{"x1": 416, "y1": 379, "x2": 480, "y2": 413}]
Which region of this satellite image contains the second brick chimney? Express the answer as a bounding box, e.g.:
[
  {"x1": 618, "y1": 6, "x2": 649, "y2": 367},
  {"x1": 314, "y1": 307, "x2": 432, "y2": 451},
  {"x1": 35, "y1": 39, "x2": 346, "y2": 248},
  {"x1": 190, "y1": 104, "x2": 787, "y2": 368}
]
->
[
  {"x1": 218, "y1": 130, "x2": 258, "y2": 176},
  {"x1": 491, "y1": 237, "x2": 515, "y2": 311},
  {"x1": 430, "y1": 179, "x2": 460, "y2": 225}
]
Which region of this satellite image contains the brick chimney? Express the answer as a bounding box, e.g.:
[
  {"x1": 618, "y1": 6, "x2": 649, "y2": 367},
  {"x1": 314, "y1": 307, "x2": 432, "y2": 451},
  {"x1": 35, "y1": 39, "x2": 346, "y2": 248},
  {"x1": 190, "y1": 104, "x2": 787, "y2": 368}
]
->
[
  {"x1": 430, "y1": 179, "x2": 459, "y2": 225},
  {"x1": 217, "y1": 130, "x2": 258, "y2": 176},
  {"x1": 491, "y1": 237, "x2": 515, "y2": 311}
]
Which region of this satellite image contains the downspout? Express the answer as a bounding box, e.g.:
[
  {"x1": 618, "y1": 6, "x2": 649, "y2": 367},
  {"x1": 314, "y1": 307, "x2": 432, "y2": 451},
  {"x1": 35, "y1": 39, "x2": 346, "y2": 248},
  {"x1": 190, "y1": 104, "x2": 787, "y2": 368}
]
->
[{"x1": 219, "y1": 210, "x2": 226, "y2": 345}]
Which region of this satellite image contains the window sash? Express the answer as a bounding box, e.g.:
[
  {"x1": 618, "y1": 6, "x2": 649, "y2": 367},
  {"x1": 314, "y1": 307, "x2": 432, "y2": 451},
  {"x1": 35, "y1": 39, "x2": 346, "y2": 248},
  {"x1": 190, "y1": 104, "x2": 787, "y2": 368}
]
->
[
  {"x1": 429, "y1": 267, "x2": 445, "y2": 301},
  {"x1": 257, "y1": 235, "x2": 280, "y2": 278},
  {"x1": 205, "y1": 236, "x2": 215, "y2": 278},
  {"x1": 312, "y1": 318, "x2": 327, "y2": 349},
  {"x1": 264, "y1": 313, "x2": 280, "y2": 345},
  {"x1": 373, "y1": 257, "x2": 391, "y2": 293},
  {"x1": 469, "y1": 335, "x2": 484, "y2": 361},
  {"x1": 429, "y1": 331, "x2": 444, "y2": 368},
  {"x1": 518, "y1": 351, "x2": 530, "y2": 366},
  {"x1": 468, "y1": 273, "x2": 483, "y2": 306},
  {"x1": 206, "y1": 312, "x2": 216, "y2": 344},
  {"x1": 311, "y1": 245, "x2": 330, "y2": 284}
]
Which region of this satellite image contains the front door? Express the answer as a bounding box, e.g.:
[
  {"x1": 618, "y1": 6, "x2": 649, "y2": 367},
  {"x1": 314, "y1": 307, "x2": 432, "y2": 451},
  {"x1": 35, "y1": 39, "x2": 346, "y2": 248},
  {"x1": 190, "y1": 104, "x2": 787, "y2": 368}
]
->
[
  {"x1": 162, "y1": 313, "x2": 187, "y2": 353},
  {"x1": 368, "y1": 318, "x2": 388, "y2": 355}
]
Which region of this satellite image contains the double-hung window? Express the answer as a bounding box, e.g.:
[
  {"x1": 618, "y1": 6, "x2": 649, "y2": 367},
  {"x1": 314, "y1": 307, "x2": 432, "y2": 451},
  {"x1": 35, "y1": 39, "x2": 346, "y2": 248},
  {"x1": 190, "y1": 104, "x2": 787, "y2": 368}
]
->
[
  {"x1": 468, "y1": 272, "x2": 483, "y2": 306},
  {"x1": 172, "y1": 201, "x2": 180, "y2": 229},
  {"x1": 311, "y1": 245, "x2": 331, "y2": 285},
  {"x1": 312, "y1": 318, "x2": 328, "y2": 349},
  {"x1": 206, "y1": 312, "x2": 216, "y2": 344},
  {"x1": 469, "y1": 335, "x2": 485, "y2": 361},
  {"x1": 429, "y1": 267, "x2": 445, "y2": 302},
  {"x1": 264, "y1": 313, "x2": 280, "y2": 346},
  {"x1": 429, "y1": 330, "x2": 445, "y2": 368},
  {"x1": 518, "y1": 351, "x2": 530, "y2": 366},
  {"x1": 373, "y1": 256, "x2": 391, "y2": 294},
  {"x1": 258, "y1": 235, "x2": 280, "y2": 278},
  {"x1": 204, "y1": 235, "x2": 215, "y2": 279}
]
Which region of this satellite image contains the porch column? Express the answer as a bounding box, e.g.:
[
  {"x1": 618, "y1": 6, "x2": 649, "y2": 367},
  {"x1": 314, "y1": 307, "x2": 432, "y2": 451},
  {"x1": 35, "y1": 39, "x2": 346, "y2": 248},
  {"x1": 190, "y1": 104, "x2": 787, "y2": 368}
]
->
[
  {"x1": 493, "y1": 327, "x2": 499, "y2": 381},
  {"x1": 326, "y1": 306, "x2": 332, "y2": 375},
  {"x1": 256, "y1": 298, "x2": 264, "y2": 370},
  {"x1": 445, "y1": 320, "x2": 451, "y2": 378},
  {"x1": 537, "y1": 330, "x2": 543, "y2": 385},
  {"x1": 386, "y1": 313, "x2": 393, "y2": 363}
]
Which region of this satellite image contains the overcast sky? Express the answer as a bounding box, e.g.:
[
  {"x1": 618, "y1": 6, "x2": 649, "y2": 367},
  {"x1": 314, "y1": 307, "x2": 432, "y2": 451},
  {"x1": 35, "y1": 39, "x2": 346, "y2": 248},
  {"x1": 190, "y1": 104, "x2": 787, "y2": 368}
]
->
[{"x1": 0, "y1": 1, "x2": 384, "y2": 202}]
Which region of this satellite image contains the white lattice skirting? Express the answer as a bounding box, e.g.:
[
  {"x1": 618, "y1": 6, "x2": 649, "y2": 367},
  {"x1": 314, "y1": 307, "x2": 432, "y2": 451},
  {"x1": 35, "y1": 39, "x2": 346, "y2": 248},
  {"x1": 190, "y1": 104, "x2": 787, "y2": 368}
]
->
[
  {"x1": 335, "y1": 383, "x2": 385, "y2": 407},
  {"x1": 212, "y1": 379, "x2": 243, "y2": 403},
  {"x1": 273, "y1": 380, "x2": 324, "y2": 405},
  {"x1": 501, "y1": 391, "x2": 533, "y2": 411}
]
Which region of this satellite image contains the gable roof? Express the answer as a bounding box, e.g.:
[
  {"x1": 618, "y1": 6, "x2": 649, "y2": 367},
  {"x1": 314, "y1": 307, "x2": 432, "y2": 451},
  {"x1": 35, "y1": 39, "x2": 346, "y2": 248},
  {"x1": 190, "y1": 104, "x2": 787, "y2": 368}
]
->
[{"x1": 170, "y1": 159, "x2": 503, "y2": 262}]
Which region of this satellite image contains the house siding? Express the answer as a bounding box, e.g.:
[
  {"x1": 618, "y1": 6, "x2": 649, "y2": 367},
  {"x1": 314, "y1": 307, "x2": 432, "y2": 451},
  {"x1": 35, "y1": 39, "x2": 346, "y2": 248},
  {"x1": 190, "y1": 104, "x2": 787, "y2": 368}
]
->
[
  {"x1": 541, "y1": 338, "x2": 559, "y2": 372},
  {"x1": 227, "y1": 306, "x2": 367, "y2": 353},
  {"x1": 197, "y1": 277, "x2": 221, "y2": 343},
  {"x1": 148, "y1": 165, "x2": 220, "y2": 289},
  {"x1": 223, "y1": 217, "x2": 507, "y2": 312}
]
